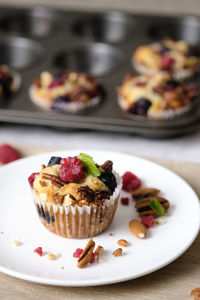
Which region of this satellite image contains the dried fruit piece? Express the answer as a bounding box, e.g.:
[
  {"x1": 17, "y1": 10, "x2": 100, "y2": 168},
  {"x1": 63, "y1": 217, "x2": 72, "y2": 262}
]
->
[
  {"x1": 117, "y1": 239, "x2": 128, "y2": 247},
  {"x1": 60, "y1": 156, "x2": 84, "y2": 183},
  {"x1": 141, "y1": 215, "x2": 154, "y2": 228},
  {"x1": 122, "y1": 171, "x2": 142, "y2": 192},
  {"x1": 34, "y1": 247, "x2": 43, "y2": 256},
  {"x1": 120, "y1": 197, "x2": 129, "y2": 205},
  {"x1": 77, "y1": 239, "x2": 95, "y2": 268},
  {"x1": 0, "y1": 144, "x2": 20, "y2": 164},
  {"x1": 132, "y1": 187, "x2": 160, "y2": 201},
  {"x1": 113, "y1": 248, "x2": 122, "y2": 257},
  {"x1": 191, "y1": 288, "x2": 200, "y2": 299},
  {"x1": 149, "y1": 197, "x2": 165, "y2": 216},
  {"x1": 77, "y1": 153, "x2": 100, "y2": 177},
  {"x1": 129, "y1": 219, "x2": 147, "y2": 239}
]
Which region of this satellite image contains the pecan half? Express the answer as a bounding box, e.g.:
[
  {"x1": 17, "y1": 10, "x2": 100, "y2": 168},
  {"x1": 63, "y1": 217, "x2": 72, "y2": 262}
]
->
[
  {"x1": 77, "y1": 239, "x2": 95, "y2": 268},
  {"x1": 132, "y1": 187, "x2": 160, "y2": 201},
  {"x1": 42, "y1": 173, "x2": 66, "y2": 187},
  {"x1": 94, "y1": 245, "x2": 104, "y2": 256},
  {"x1": 100, "y1": 160, "x2": 113, "y2": 172},
  {"x1": 135, "y1": 196, "x2": 170, "y2": 217},
  {"x1": 77, "y1": 186, "x2": 95, "y2": 202},
  {"x1": 113, "y1": 248, "x2": 122, "y2": 257}
]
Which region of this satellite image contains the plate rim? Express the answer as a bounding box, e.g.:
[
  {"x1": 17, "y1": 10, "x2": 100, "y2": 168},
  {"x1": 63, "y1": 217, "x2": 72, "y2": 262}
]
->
[{"x1": 0, "y1": 149, "x2": 200, "y2": 286}]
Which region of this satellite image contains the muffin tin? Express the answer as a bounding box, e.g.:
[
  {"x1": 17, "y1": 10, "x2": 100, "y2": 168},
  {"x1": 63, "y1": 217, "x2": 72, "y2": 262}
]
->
[{"x1": 0, "y1": 6, "x2": 200, "y2": 138}]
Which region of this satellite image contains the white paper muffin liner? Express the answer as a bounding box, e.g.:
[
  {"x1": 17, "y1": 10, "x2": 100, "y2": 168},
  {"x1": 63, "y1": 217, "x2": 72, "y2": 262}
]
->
[
  {"x1": 33, "y1": 171, "x2": 122, "y2": 239},
  {"x1": 29, "y1": 85, "x2": 101, "y2": 113},
  {"x1": 132, "y1": 59, "x2": 195, "y2": 80},
  {"x1": 118, "y1": 94, "x2": 192, "y2": 120}
]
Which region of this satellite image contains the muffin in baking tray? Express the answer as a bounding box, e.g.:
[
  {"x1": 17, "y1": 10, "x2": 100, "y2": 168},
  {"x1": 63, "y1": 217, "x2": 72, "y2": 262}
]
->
[
  {"x1": 117, "y1": 73, "x2": 199, "y2": 120},
  {"x1": 133, "y1": 38, "x2": 200, "y2": 79},
  {"x1": 28, "y1": 153, "x2": 122, "y2": 239},
  {"x1": 0, "y1": 64, "x2": 21, "y2": 98},
  {"x1": 29, "y1": 70, "x2": 102, "y2": 113}
]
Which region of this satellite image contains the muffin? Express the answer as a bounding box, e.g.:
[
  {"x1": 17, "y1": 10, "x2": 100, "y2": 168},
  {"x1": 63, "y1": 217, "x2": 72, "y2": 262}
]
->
[
  {"x1": 29, "y1": 70, "x2": 102, "y2": 113},
  {"x1": 117, "y1": 73, "x2": 199, "y2": 119},
  {"x1": 0, "y1": 64, "x2": 21, "y2": 98},
  {"x1": 28, "y1": 153, "x2": 121, "y2": 238},
  {"x1": 133, "y1": 38, "x2": 200, "y2": 79}
]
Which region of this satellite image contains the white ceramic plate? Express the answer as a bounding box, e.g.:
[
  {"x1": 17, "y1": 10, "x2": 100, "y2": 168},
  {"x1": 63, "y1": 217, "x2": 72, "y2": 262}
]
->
[{"x1": 0, "y1": 150, "x2": 199, "y2": 286}]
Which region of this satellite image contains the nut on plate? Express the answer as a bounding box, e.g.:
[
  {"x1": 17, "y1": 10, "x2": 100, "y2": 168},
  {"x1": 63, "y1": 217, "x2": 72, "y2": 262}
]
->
[
  {"x1": 117, "y1": 239, "x2": 128, "y2": 247},
  {"x1": 191, "y1": 288, "x2": 200, "y2": 299},
  {"x1": 113, "y1": 248, "x2": 122, "y2": 257},
  {"x1": 94, "y1": 245, "x2": 104, "y2": 256},
  {"x1": 135, "y1": 196, "x2": 170, "y2": 217},
  {"x1": 132, "y1": 187, "x2": 160, "y2": 201},
  {"x1": 77, "y1": 239, "x2": 95, "y2": 268},
  {"x1": 129, "y1": 219, "x2": 147, "y2": 239}
]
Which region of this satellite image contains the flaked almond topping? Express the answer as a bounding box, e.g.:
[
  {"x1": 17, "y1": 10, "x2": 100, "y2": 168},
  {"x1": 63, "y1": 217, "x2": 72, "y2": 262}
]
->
[
  {"x1": 77, "y1": 239, "x2": 95, "y2": 268},
  {"x1": 63, "y1": 194, "x2": 76, "y2": 207},
  {"x1": 13, "y1": 240, "x2": 22, "y2": 247},
  {"x1": 53, "y1": 194, "x2": 64, "y2": 205},
  {"x1": 156, "y1": 219, "x2": 166, "y2": 225},
  {"x1": 117, "y1": 239, "x2": 128, "y2": 247},
  {"x1": 113, "y1": 248, "x2": 122, "y2": 257},
  {"x1": 129, "y1": 219, "x2": 147, "y2": 239},
  {"x1": 94, "y1": 245, "x2": 104, "y2": 256}
]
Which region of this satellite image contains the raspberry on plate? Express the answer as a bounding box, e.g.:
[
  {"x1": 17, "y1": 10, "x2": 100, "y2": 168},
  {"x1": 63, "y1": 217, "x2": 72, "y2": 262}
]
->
[
  {"x1": 122, "y1": 171, "x2": 142, "y2": 193},
  {"x1": 0, "y1": 144, "x2": 20, "y2": 164}
]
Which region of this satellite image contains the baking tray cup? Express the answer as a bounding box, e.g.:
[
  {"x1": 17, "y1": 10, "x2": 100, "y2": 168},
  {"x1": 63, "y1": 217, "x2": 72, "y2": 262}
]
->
[{"x1": 0, "y1": 6, "x2": 200, "y2": 138}]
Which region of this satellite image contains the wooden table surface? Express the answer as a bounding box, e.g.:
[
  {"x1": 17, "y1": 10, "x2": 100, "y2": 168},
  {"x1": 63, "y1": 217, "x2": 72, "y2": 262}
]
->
[{"x1": 0, "y1": 145, "x2": 200, "y2": 300}]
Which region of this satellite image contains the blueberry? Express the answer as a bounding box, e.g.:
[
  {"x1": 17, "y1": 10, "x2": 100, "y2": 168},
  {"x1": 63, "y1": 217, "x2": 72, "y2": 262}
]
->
[
  {"x1": 51, "y1": 96, "x2": 70, "y2": 111},
  {"x1": 47, "y1": 156, "x2": 62, "y2": 167},
  {"x1": 36, "y1": 205, "x2": 55, "y2": 224},
  {"x1": 160, "y1": 45, "x2": 169, "y2": 54},
  {"x1": 129, "y1": 98, "x2": 151, "y2": 116},
  {"x1": 99, "y1": 171, "x2": 117, "y2": 192},
  {"x1": 165, "y1": 80, "x2": 180, "y2": 89},
  {"x1": 188, "y1": 46, "x2": 200, "y2": 57}
]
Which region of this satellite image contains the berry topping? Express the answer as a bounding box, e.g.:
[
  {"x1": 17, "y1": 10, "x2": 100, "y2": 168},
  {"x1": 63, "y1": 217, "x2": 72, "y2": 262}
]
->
[
  {"x1": 161, "y1": 56, "x2": 175, "y2": 69},
  {"x1": 135, "y1": 81, "x2": 146, "y2": 87},
  {"x1": 60, "y1": 156, "x2": 84, "y2": 183},
  {"x1": 34, "y1": 247, "x2": 43, "y2": 256},
  {"x1": 51, "y1": 96, "x2": 70, "y2": 111},
  {"x1": 122, "y1": 171, "x2": 142, "y2": 192},
  {"x1": 73, "y1": 248, "x2": 83, "y2": 258},
  {"x1": 165, "y1": 80, "x2": 179, "y2": 89},
  {"x1": 120, "y1": 197, "x2": 129, "y2": 206},
  {"x1": 28, "y1": 172, "x2": 39, "y2": 188},
  {"x1": 47, "y1": 156, "x2": 62, "y2": 167},
  {"x1": 48, "y1": 78, "x2": 65, "y2": 89},
  {"x1": 129, "y1": 98, "x2": 151, "y2": 116},
  {"x1": 0, "y1": 144, "x2": 20, "y2": 164},
  {"x1": 141, "y1": 215, "x2": 154, "y2": 228},
  {"x1": 99, "y1": 171, "x2": 117, "y2": 192}
]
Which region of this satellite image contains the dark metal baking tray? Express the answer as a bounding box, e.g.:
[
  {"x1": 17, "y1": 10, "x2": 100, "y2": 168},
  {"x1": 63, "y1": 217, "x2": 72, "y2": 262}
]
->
[{"x1": 0, "y1": 6, "x2": 200, "y2": 138}]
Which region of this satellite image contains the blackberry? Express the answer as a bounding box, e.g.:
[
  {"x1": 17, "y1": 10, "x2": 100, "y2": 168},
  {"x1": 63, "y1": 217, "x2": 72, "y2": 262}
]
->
[
  {"x1": 51, "y1": 96, "x2": 70, "y2": 111},
  {"x1": 129, "y1": 98, "x2": 151, "y2": 116},
  {"x1": 99, "y1": 171, "x2": 117, "y2": 192},
  {"x1": 165, "y1": 80, "x2": 179, "y2": 89},
  {"x1": 188, "y1": 45, "x2": 200, "y2": 57},
  {"x1": 47, "y1": 156, "x2": 62, "y2": 167}
]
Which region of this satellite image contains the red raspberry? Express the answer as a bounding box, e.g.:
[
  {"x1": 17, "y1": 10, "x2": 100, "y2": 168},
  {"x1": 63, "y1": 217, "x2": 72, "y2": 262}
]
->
[
  {"x1": 60, "y1": 157, "x2": 84, "y2": 183},
  {"x1": 120, "y1": 197, "x2": 129, "y2": 206},
  {"x1": 34, "y1": 247, "x2": 43, "y2": 256},
  {"x1": 73, "y1": 248, "x2": 83, "y2": 258},
  {"x1": 141, "y1": 215, "x2": 154, "y2": 228},
  {"x1": 135, "y1": 82, "x2": 146, "y2": 87},
  {"x1": 161, "y1": 56, "x2": 175, "y2": 69},
  {"x1": 122, "y1": 171, "x2": 142, "y2": 192},
  {"x1": 0, "y1": 144, "x2": 20, "y2": 164},
  {"x1": 89, "y1": 253, "x2": 96, "y2": 264},
  {"x1": 28, "y1": 172, "x2": 39, "y2": 188}
]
